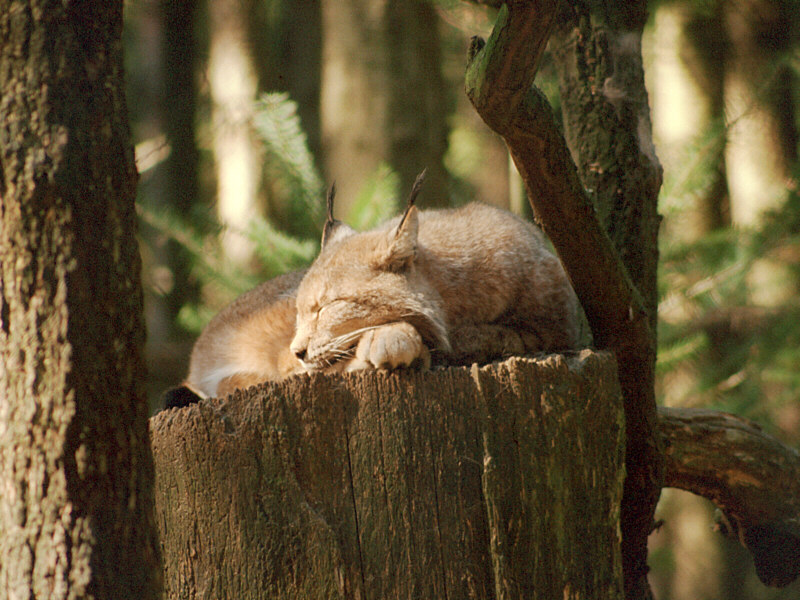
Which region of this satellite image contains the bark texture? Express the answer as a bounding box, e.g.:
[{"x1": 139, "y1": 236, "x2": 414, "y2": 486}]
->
[
  {"x1": 659, "y1": 406, "x2": 800, "y2": 588},
  {"x1": 464, "y1": 2, "x2": 663, "y2": 597},
  {"x1": 550, "y1": 7, "x2": 663, "y2": 598},
  {"x1": 152, "y1": 352, "x2": 625, "y2": 599},
  {"x1": 0, "y1": 2, "x2": 161, "y2": 598}
]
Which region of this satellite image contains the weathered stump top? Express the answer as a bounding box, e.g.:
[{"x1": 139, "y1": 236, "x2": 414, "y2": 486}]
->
[{"x1": 151, "y1": 350, "x2": 625, "y2": 600}]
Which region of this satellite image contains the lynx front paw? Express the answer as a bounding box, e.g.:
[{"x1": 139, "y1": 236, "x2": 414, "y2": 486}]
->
[{"x1": 346, "y1": 322, "x2": 430, "y2": 372}]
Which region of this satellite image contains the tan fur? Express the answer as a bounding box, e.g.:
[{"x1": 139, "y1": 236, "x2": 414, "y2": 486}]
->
[
  {"x1": 183, "y1": 202, "x2": 579, "y2": 398},
  {"x1": 184, "y1": 270, "x2": 305, "y2": 398},
  {"x1": 290, "y1": 202, "x2": 579, "y2": 372}
]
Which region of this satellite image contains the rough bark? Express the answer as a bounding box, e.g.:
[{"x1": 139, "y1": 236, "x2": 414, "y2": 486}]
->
[
  {"x1": 152, "y1": 352, "x2": 626, "y2": 599},
  {"x1": 659, "y1": 406, "x2": 800, "y2": 588},
  {"x1": 464, "y1": 2, "x2": 663, "y2": 597},
  {"x1": 550, "y1": 7, "x2": 664, "y2": 598},
  {"x1": 0, "y1": 2, "x2": 162, "y2": 598}
]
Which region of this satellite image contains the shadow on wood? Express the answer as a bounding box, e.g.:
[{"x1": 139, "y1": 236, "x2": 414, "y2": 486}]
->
[{"x1": 150, "y1": 350, "x2": 625, "y2": 599}]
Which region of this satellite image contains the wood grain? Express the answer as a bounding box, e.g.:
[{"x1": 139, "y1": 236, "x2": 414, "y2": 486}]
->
[{"x1": 151, "y1": 351, "x2": 625, "y2": 599}]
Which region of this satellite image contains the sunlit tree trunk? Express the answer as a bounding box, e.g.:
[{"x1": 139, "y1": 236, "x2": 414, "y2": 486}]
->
[
  {"x1": 724, "y1": 0, "x2": 798, "y2": 226},
  {"x1": 647, "y1": 2, "x2": 729, "y2": 239},
  {"x1": 320, "y1": 0, "x2": 390, "y2": 215},
  {"x1": 0, "y1": 1, "x2": 162, "y2": 597},
  {"x1": 681, "y1": 4, "x2": 731, "y2": 233},
  {"x1": 208, "y1": 0, "x2": 263, "y2": 264},
  {"x1": 320, "y1": 0, "x2": 450, "y2": 216},
  {"x1": 724, "y1": 0, "x2": 799, "y2": 306}
]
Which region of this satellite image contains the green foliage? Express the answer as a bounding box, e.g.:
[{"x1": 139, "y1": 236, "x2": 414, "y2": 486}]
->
[
  {"x1": 346, "y1": 163, "x2": 400, "y2": 230},
  {"x1": 253, "y1": 92, "x2": 325, "y2": 237},
  {"x1": 658, "y1": 189, "x2": 800, "y2": 424},
  {"x1": 137, "y1": 202, "x2": 258, "y2": 297},
  {"x1": 245, "y1": 218, "x2": 318, "y2": 277},
  {"x1": 139, "y1": 92, "x2": 402, "y2": 334}
]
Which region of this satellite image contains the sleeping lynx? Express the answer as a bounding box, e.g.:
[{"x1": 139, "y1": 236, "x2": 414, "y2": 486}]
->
[{"x1": 165, "y1": 174, "x2": 579, "y2": 407}]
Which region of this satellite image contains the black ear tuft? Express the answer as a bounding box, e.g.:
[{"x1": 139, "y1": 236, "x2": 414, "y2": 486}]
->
[
  {"x1": 395, "y1": 169, "x2": 426, "y2": 233},
  {"x1": 407, "y1": 169, "x2": 427, "y2": 208},
  {"x1": 321, "y1": 182, "x2": 340, "y2": 248},
  {"x1": 162, "y1": 386, "x2": 203, "y2": 410},
  {"x1": 320, "y1": 181, "x2": 356, "y2": 248},
  {"x1": 326, "y1": 181, "x2": 336, "y2": 222}
]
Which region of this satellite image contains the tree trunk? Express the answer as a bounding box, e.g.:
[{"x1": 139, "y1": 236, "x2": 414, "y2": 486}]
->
[
  {"x1": 724, "y1": 0, "x2": 799, "y2": 226},
  {"x1": 463, "y1": 2, "x2": 663, "y2": 597},
  {"x1": 647, "y1": 2, "x2": 730, "y2": 238},
  {"x1": 161, "y1": 0, "x2": 202, "y2": 317},
  {"x1": 250, "y1": 0, "x2": 323, "y2": 165},
  {"x1": 208, "y1": 0, "x2": 263, "y2": 264},
  {"x1": 549, "y1": 6, "x2": 664, "y2": 597},
  {"x1": 320, "y1": 0, "x2": 450, "y2": 214},
  {"x1": 385, "y1": 1, "x2": 450, "y2": 208},
  {"x1": 0, "y1": 2, "x2": 162, "y2": 598},
  {"x1": 723, "y1": 0, "x2": 800, "y2": 306},
  {"x1": 152, "y1": 352, "x2": 626, "y2": 599}
]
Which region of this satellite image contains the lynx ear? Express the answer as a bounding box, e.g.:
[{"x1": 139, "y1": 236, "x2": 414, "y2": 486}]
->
[
  {"x1": 373, "y1": 170, "x2": 426, "y2": 271},
  {"x1": 321, "y1": 182, "x2": 354, "y2": 249},
  {"x1": 374, "y1": 205, "x2": 418, "y2": 271}
]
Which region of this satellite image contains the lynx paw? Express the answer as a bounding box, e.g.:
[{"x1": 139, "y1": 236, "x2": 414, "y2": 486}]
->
[
  {"x1": 346, "y1": 322, "x2": 430, "y2": 372},
  {"x1": 445, "y1": 324, "x2": 525, "y2": 365}
]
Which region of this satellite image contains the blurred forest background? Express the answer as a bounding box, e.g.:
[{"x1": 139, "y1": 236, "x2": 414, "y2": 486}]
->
[{"x1": 122, "y1": 0, "x2": 800, "y2": 598}]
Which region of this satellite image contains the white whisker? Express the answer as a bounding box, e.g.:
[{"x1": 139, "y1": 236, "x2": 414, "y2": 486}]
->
[
  {"x1": 330, "y1": 324, "x2": 383, "y2": 347},
  {"x1": 313, "y1": 317, "x2": 430, "y2": 368}
]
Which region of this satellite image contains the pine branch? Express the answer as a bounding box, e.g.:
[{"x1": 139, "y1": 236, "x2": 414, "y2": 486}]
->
[{"x1": 253, "y1": 92, "x2": 325, "y2": 234}]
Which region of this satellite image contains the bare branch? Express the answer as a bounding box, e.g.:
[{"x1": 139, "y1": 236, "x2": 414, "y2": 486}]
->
[
  {"x1": 465, "y1": 2, "x2": 558, "y2": 133},
  {"x1": 464, "y1": 4, "x2": 662, "y2": 597},
  {"x1": 659, "y1": 406, "x2": 800, "y2": 587}
]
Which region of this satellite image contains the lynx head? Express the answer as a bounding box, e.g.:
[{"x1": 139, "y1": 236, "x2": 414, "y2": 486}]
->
[{"x1": 290, "y1": 173, "x2": 449, "y2": 370}]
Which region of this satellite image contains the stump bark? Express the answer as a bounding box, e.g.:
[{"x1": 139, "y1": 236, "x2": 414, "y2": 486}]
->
[{"x1": 150, "y1": 350, "x2": 625, "y2": 599}]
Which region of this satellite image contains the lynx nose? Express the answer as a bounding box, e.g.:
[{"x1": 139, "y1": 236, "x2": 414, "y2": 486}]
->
[{"x1": 290, "y1": 333, "x2": 309, "y2": 363}]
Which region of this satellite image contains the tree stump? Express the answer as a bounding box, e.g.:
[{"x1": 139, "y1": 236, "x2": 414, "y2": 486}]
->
[{"x1": 150, "y1": 350, "x2": 625, "y2": 599}]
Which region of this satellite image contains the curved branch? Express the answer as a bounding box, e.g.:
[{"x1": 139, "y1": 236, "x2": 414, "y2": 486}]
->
[
  {"x1": 464, "y1": 5, "x2": 655, "y2": 391},
  {"x1": 464, "y1": 3, "x2": 652, "y2": 352},
  {"x1": 464, "y1": 3, "x2": 800, "y2": 593},
  {"x1": 465, "y1": 4, "x2": 662, "y2": 597},
  {"x1": 465, "y1": 1, "x2": 557, "y2": 132},
  {"x1": 659, "y1": 406, "x2": 800, "y2": 587}
]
